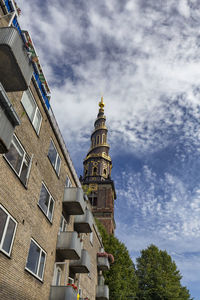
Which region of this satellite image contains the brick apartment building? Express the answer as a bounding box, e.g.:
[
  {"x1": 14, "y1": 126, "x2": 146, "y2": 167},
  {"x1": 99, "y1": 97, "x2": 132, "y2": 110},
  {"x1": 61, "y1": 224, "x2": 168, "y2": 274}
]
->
[{"x1": 0, "y1": 1, "x2": 112, "y2": 299}]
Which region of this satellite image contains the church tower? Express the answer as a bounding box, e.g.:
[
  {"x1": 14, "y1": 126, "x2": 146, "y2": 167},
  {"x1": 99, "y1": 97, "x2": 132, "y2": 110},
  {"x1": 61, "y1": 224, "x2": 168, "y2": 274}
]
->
[{"x1": 81, "y1": 97, "x2": 116, "y2": 234}]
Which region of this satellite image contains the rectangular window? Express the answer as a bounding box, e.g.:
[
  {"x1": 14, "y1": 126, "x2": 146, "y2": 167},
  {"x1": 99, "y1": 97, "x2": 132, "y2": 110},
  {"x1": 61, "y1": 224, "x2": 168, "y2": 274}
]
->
[
  {"x1": 65, "y1": 175, "x2": 72, "y2": 188},
  {"x1": 4, "y1": 135, "x2": 31, "y2": 186},
  {"x1": 47, "y1": 140, "x2": 61, "y2": 175},
  {"x1": 59, "y1": 215, "x2": 68, "y2": 234},
  {"x1": 26, "y1": 239, "x2": 46, "y2": 280},
  {"x1": 21, "y1": 89, "x2": 42, "y2": 134},
  {"x1": 38, "y1": 183, "x2": 55, "y2": 222},
  {"x1": 0, "y1": 205, "x2": 17, "y2": 256}
]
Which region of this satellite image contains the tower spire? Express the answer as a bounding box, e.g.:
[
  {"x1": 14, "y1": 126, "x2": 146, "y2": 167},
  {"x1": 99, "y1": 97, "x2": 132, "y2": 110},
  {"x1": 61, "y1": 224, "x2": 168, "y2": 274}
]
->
[
  {"x1": 99, "y1": 96, "x2": 105, "y2": 111},
  {"x1": 81, "y1": 97, "x2": 116, "y2": 235}
]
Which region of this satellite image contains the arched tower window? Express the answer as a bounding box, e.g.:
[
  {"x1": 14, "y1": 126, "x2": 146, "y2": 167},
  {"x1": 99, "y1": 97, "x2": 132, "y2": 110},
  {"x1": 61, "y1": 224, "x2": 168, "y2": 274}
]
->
[
  {"x1": 93, "y1": 167, "x2": 97, "y2": 175},
  {"x1": 97, "y1": 135, "x2": 100, "y2": 144},
  {"x1": 103, "y1": 169, "x2": 107, "y2": 176}
]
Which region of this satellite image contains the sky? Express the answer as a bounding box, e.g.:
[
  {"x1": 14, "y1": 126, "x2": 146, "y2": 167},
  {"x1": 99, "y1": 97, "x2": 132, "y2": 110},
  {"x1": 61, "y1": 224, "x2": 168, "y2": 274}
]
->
[{"x1": 17, "y1": 0, "x2": 200, "y2": 298}]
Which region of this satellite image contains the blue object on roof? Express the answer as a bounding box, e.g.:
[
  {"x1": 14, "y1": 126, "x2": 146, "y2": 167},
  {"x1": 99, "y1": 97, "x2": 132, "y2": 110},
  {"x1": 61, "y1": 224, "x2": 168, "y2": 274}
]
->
[
  {"x1": 33, "y1": 70, "x2": 50, "y2": 110},
  {"x1": 4, "y1": 0, "x2": 13, "y2": 12}
]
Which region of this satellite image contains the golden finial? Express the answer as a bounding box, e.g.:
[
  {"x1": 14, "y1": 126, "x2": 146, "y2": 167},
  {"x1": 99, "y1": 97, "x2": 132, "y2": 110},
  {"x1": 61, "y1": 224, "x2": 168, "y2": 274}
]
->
[{"x1": 99, "y1": 96, "x2": 105, "y2": 110}]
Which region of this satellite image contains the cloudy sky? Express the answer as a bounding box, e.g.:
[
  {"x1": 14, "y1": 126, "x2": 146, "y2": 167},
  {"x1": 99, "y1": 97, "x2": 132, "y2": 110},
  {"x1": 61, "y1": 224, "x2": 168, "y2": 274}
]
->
[{"x1": 17, "y1": 0, "x2": 200, "y2": 298}]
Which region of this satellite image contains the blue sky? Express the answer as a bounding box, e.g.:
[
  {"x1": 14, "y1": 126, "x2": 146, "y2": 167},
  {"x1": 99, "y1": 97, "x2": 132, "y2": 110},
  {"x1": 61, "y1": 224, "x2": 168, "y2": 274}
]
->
[{"x1": 17, "y1": 0, "x2": 200, "y2": 298}]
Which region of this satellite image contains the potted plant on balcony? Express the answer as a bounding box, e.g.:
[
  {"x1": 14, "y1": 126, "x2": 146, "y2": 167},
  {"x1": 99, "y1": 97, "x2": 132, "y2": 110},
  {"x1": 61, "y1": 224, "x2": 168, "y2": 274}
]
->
[{"x1": 97, "y1": 252, "x2": 114, "y2": 263}]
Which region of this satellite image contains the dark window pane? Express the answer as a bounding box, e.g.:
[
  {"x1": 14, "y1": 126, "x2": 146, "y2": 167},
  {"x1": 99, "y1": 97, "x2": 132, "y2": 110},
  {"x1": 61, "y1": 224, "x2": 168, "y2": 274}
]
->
[
  {"x1": 38, "y1": 185, "x2": 49, "y2": 215},
  {"x1": 5, "y1": 142, "x2": 23, "y2": 174},
  {"x1": 0, "y1": 208, "x2": 7, "y2": 244},
  {"x1": 26, "y1": 240, "x2": 40, "y2": 274},
  {"x1": 47, "y1": 198, "x2": 54, "y2": 221},
  {"x1": 2, "y1": 218, "x2": 16, "y2": 254},
  {"x1": 48, "y1": 141, "x2": 57, "y2": 167},
  {"x1": 20, "y1": 159, "x2": 29, "y2": 185},
  {"x1": 38, "y1": 251, "x2": 45, "y2": 279}
]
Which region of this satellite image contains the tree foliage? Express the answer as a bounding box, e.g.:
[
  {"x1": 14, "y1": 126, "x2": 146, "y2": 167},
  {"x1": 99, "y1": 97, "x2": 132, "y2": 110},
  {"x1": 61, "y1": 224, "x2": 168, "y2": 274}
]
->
[
  {"x1": 136, "y1": 244, "x2": 192, "y2": 300},
  {"x1": 96, "y1": 219, "x2": 138, "y2": 299}
]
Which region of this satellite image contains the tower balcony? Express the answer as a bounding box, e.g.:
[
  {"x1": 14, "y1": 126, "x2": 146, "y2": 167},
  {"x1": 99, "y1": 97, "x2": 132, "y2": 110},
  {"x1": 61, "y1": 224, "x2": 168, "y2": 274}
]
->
[
  {"x1": 50, "y1": 285, "x2": 78, "y2": 300},
  {"x1": 96, "y1": 285, "x2": 109, "y2": 300},
  {"x1": 74, "y1": 209, "x2": 93, "y2": 233},
  {"x1": 63, "y1": 187, "x2": 85, "y2": 215},
  {"x1": 97, "y1": 256, "x2": 110, "y2": 271},
  {"x1": 56, "y1": 231, "x2": 81, "y2": 260},
  {"x1": 69, "y1": 249, "x2": 90, "y2": 273},
  {"x1": 0, "y1": 82, "x2": 20, "y2": 153},
  {"x1": 0, "y1": 27, "x2": 33, "y2": 92}
]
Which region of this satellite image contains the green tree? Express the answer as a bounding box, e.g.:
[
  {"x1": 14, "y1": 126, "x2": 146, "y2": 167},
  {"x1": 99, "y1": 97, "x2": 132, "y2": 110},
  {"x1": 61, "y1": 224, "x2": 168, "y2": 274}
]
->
[
  {"x1": 136, "y1": 244, "x2": 192, "y2": 300},
  {"x1": 96, "y1": 219, "x2": 138, "y2": 300}
]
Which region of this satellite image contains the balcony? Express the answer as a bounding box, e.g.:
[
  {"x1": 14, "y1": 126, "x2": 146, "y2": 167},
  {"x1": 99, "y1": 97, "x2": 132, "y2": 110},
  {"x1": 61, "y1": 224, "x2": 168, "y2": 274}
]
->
[
  {"x1": 0, "y1": 27, "x2": 33, "y2": 92},
  {"x1": 0, "y1": 83, "x2": 20, "y2": 153},
  {"x1": 97, "y1": 256, "x2": 110, "y2": 271},
  {"x1": 70, "y1": 249, "x2": 90, "y2": 274},
  {"x1": 50, "y1": 286, "x2": 77, "y2": 300},
  {"x1": 63, "y1": 187, "x2": 85, "y2": 215},
  {"x1": 74, "y1": 209, "x2": 93, "y2": 233},
  {"x1": 96, "y1": 285, "x2": 109, "y2": 300},
  {"x1": 56, "y1": 231, "x2": 81, "y2": 260}
]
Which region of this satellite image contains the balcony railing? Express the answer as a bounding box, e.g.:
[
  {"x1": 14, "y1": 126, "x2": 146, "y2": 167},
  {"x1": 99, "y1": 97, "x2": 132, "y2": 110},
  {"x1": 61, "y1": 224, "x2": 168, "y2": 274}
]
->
[
  {"x1": 50, "y1": 286, "x2": 78, "y2": 300},
  {"x1": 0, "y1": 82, "x2": 20, "y2": 153},
  {"x1": 70, "y1": 249, "x2": 90, "y2": 274},
  {"x1": 0, "y1": 27, "x2": 33, "y2": 91},
  {"x1": 97, "y1": 256, "x2": 110, "y2": 271},
  {"x1": 74, "y1": 209, "x2": 93, "y2": 233},
  {"x1": 56, "y1": 231, "x2": 81, "y2": 260},
  {"x1": 63, "y1": 187, "x2": 85, "y2": 215},
  {"x1": 96, "y1": 285, "x2": 109, "y2": 300}
]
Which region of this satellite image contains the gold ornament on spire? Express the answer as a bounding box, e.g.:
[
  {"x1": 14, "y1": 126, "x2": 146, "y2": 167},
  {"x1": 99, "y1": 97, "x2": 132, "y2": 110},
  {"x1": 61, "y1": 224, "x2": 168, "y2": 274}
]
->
[{"x1": 99, "y1": 96, "x2": 105, "y2": 110}]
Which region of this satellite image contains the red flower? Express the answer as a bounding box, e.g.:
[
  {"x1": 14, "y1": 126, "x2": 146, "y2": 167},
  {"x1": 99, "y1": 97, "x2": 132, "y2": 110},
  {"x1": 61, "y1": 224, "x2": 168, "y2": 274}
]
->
[{"x1": 67, "y1": 283, "x2": 78, "y2": 291}]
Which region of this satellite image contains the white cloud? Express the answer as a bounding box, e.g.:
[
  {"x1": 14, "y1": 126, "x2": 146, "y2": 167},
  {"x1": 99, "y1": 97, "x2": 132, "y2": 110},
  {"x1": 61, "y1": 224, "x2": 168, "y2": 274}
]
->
[{"x1": 16, "y1": 1, "x2": 200, "y2": 297}]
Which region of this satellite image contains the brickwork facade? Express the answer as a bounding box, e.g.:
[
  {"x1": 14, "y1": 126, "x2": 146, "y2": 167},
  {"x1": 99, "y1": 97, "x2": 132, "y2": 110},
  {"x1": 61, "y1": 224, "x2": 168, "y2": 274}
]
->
[{"x1": 0, "y1": 2, "x2": 109, "y2": 300}]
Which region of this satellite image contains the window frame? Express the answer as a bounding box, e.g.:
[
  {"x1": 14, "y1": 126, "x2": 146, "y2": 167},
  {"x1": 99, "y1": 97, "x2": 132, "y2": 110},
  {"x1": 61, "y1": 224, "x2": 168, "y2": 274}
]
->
[
  {"x1": 21, "y1": 89, "x2": 42, "y2": 135},
  {"x1": 59, "y1": 215, "x2": 68, "y2": 234},
  {"x1": 0, "y1": 205, "x2": 17, "y2": 257},
  {"x1": 47, "y1": 139, "x2": 61, "y2": 176},
  {"x1": 25, "y1": 238, "x2": 46, "y2": 281},
  {"x1": 38, "y1": 182, "x2": 55, "y2": 223},
  {"x1": 4, "y1": 135, "x2": 32, "y2": 187},
  {"x1": 65, "y1": 175, "x2": 72, "y2": 188}
]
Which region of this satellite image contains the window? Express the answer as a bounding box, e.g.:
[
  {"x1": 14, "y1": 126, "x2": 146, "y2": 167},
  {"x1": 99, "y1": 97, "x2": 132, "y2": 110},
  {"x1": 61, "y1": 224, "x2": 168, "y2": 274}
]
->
[
  {"x1": 89, "y1": 192, "x2": 97, "y2": 206},
  {"x1": 93, "y1": 167, "x2": 97, "y2": 176},
  {"x1": 48, "y1": 140, "x2": 61, "y2": 175},
  {"x1": 26, "y1": 239, "x2": 46, "y2": 280},
  {"x1": 0, "y1": 205, "x2": 17, "y2": 256},
  {"x1": 65, "y1": 175, "x2": 72, "y2": 188},
  {"x1": 53, "y1": 264, "x2": 63, "y2": 286},
  {"x1": 21, "y1": 90, "x2": 42, "y2": 134},
  {"x1": 4, "y1": 135, "x2": 31, "y2": 186},
  {"x1": 38, "y1": 183, "x2": 55, "y2": 222},
  {"x1": 59, "y1": 215, "x2": 68, "y2": 234}
]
